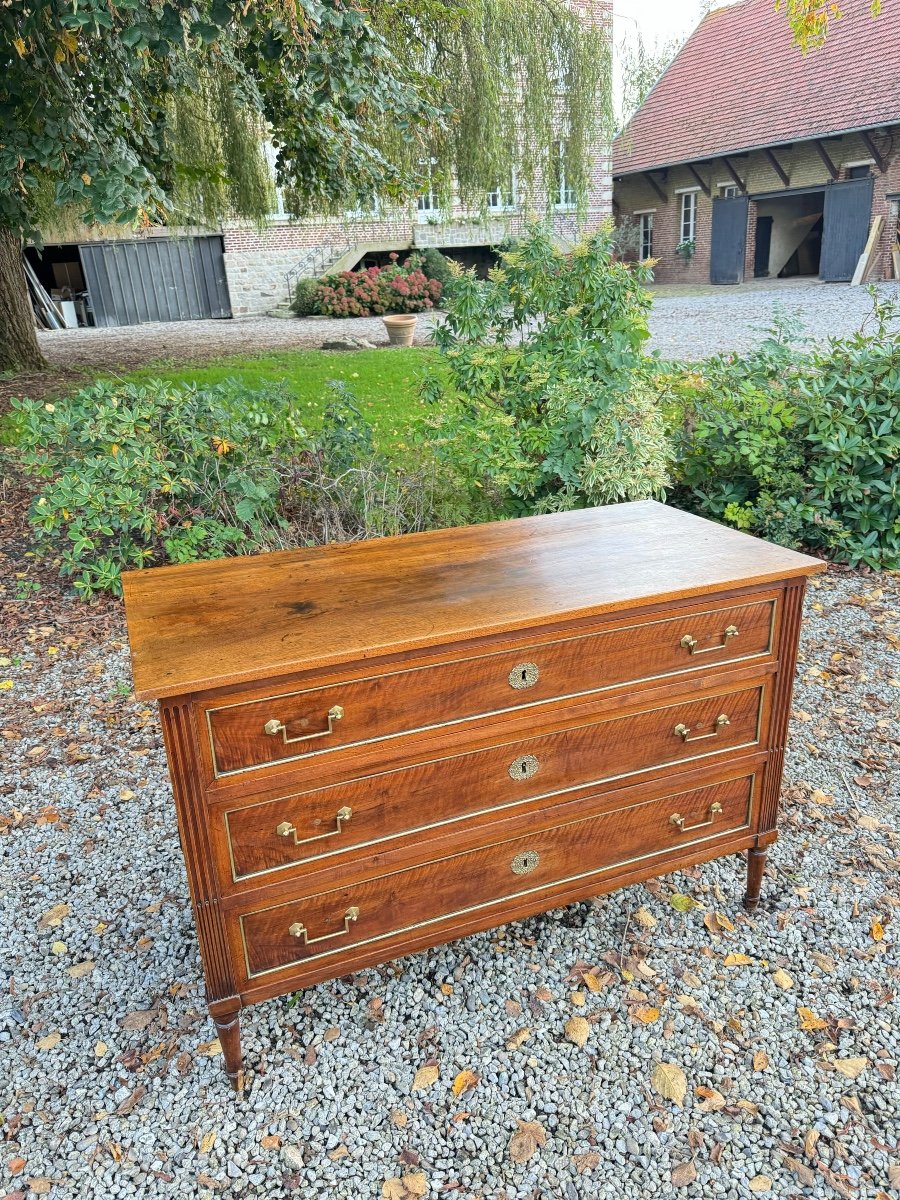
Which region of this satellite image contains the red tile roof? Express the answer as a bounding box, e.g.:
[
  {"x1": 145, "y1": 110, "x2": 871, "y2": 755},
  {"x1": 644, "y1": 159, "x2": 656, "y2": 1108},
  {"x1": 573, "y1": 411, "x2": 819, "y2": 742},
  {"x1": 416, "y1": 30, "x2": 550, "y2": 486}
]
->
[{"x1": 613, "y1": 0, "x2": 900, "y2": 176}]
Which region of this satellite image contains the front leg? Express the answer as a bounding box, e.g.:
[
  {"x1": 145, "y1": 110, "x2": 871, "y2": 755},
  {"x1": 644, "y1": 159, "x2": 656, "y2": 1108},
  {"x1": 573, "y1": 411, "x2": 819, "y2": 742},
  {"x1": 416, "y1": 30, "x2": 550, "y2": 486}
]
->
[
  {"x1": 212, "y1": 1006, "x2": 243, "y2": 1089},
  {"x1": 744, "y1": 846, "x2": 768, "y2": 911}
]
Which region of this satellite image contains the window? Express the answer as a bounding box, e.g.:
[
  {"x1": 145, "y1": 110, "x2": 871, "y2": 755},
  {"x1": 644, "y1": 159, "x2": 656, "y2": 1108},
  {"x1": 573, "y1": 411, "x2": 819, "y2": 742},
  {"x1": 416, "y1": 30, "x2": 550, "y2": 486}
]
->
[
  {"x1": 848, "y1": 164, "x2": 872, "y2": 179},
  {"x1": 416, "y1": 188, "x2": 437, "y2": 222},
  {"x1": 638, "y1": 211, "x2": 653, "y2": 259},
  {"x1": 553, "y1": 142, "x2": 576, "y2": 209},
  {"x1": 346, "y1": 195, "x2": 380, "y2": 219},
  {"x1": 720, "y1": 184, "x2": 738, "y2": 198},
  {"x1": 488, "y1": 174, "x2": 517, "y2": 211},
  {"x1": 680, "y1": 191, "x2": 697, "y2": 243}
]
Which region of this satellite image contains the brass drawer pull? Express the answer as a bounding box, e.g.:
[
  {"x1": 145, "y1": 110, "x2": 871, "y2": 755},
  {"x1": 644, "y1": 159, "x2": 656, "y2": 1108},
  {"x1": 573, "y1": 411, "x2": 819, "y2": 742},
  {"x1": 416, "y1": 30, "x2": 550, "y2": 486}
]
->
[
  {"x1": 289, "y1": 905, "x2": 359, "y2": 945},
  {"x1": 680, "y1": 624, "x2": 739, "y2": 655},
  {"x1": 674, "y1": 713, "x2": 730, "y2": 743},
  {"x1": 276, "y1": 806, "x2": 352, "y2": 846},
  {"x1": 670, "y1": 800, "x2": 723, "y2": 832},
  {"x1": 264, "y1": 705, "x2": 344, "y2": 744}
]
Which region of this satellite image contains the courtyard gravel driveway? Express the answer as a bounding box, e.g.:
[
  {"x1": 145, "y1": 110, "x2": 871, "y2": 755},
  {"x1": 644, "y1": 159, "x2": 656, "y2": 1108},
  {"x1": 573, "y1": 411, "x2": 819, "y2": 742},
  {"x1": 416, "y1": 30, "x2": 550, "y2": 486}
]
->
[
  {"x1": 1, "y1": 568, "x2": 898, "y2": 1199},
  {"x1": 26, "y1": 280, "x2": 900, "y2": 382}
]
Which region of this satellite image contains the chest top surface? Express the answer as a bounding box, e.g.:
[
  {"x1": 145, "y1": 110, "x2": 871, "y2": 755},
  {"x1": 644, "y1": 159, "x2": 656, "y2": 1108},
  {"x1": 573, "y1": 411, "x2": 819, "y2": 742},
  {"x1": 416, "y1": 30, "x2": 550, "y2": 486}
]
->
[{"x1": 122, "y1": 501, "x2": 824, "y2": 701}]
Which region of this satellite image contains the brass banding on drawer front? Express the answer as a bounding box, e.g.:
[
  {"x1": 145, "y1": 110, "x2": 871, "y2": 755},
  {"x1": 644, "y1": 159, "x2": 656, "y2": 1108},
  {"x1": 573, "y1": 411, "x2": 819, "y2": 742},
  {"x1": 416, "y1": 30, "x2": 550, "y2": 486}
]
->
[
  {"x1": 236, "y1": 773, "x2": 756, "y2": 978},
  {"x1": 206, "y1": 596, "x2": 777, "y2": 777},
  {"x1": 222, "y1": 682, "x2": 766, "y2": 883}
]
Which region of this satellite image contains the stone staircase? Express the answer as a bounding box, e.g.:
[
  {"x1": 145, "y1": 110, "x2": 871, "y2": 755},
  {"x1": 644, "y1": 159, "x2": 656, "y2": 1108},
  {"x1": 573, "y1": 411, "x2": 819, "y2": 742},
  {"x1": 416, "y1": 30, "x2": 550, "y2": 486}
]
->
[{"x1": 284, "y1": 242, "x2": 360, "y2": 305}]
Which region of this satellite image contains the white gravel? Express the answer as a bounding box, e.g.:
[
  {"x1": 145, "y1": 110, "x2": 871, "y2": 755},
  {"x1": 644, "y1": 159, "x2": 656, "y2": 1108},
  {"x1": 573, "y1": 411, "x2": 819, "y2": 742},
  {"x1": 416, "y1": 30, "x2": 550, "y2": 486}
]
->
[
  {"x1": 32, "y1": 280, "x2": 900, "y2": 373},
  {"x1": 1, "y1": 568, "x2": 898, "y2": 1199}
]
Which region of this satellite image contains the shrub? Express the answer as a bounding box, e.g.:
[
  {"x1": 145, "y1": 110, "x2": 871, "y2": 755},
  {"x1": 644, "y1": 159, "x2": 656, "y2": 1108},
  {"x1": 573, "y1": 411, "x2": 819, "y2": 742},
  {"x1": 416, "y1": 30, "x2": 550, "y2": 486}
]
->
[
  {"x1": 13, "y1": 379, "x2": 304, "y2": 597},
  {"x1": 666, "y1": 296, "x2": 900, "y2": 570},
  {"x1": 291, "y1": 278, "x2": 320, "y2": 317},
  {"x1": 418, "y1": 247, "x2": 455, "y2": 290},
  {"x1": 315, "y1": 256, "x2": 442, "y2": 318},
  {"x1": 419, "y1": 224, "x2": 669, "y2": 514}
]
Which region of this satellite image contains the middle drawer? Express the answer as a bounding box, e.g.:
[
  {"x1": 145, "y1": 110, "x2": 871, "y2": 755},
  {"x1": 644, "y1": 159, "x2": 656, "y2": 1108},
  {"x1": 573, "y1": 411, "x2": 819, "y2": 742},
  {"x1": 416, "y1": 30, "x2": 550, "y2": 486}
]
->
[{"x1": 219, "y1": 681, "x2": 766, "y2": 886}]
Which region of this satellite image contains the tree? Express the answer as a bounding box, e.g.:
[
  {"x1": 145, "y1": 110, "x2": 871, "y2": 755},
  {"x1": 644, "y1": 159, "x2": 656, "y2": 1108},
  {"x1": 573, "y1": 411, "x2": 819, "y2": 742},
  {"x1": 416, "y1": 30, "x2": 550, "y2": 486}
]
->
[
  {"x1": 0, "y1": 0, "x2": 609, "y2": 373},
  {"x1": 778, "y1": 0, "x2": 883, "y2": 49},
  {"x1": 616, "y1": 30, "x2": 684, "y2": 131}
]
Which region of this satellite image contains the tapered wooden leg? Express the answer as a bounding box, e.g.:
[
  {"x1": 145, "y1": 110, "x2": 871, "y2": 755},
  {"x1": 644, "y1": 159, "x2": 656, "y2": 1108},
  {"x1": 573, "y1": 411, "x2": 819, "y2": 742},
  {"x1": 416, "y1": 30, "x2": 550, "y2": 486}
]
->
[
  {"x1": 744, "y1": 847, "x2": 768, "y2": 911},
  {"x1": 213, "y1": 1008, "x2": 243, "y2": 1089}
]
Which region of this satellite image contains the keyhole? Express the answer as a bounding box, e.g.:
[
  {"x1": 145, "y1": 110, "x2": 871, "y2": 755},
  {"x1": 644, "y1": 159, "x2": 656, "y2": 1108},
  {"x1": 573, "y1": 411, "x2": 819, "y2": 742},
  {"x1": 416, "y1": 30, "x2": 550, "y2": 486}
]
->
[
  {"x1": 520, "y1": 760, "x2": 528, "y2": 775},
  {"x1": 520, "y1": 668, "x2": 528, "y2": 683}
]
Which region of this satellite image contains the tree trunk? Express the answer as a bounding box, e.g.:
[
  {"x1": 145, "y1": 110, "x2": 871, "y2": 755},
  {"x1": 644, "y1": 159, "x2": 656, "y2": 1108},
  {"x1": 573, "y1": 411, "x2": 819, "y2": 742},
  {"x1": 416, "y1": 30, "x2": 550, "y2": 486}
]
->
[{"x1": 0, "y1": 227, "x2": 48, "y2": 373}]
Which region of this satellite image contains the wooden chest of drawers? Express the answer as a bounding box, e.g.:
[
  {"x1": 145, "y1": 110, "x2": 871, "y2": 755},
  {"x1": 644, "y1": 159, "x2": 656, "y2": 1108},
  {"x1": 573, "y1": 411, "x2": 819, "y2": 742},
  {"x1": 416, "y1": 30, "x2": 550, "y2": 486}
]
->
[{"x1": 122, "y1": 501, "x2": 823, "y2": 1086}]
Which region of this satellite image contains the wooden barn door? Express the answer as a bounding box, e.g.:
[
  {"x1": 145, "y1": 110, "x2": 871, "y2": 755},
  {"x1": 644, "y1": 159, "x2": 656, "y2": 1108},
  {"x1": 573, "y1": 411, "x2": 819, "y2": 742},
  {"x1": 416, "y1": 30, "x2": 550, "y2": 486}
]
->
[
  {"x1": 710, "y1": 195, "x2": 749, "y2": 284},
  {"x1": 819, "y1": 177, "x2": 874, "y2": 281}
]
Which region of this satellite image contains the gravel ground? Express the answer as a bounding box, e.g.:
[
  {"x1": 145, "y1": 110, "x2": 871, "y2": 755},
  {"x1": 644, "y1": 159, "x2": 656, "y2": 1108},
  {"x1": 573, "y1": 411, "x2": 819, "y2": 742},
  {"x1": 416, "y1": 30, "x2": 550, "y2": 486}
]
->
[{"x1": 1, "y1": 566, "x2": 898, "y2": 1199}]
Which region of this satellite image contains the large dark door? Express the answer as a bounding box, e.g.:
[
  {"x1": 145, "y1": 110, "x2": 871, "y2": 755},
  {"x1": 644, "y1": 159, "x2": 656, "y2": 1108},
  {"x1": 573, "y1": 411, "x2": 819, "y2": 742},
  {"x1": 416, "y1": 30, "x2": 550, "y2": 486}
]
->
[
  {"x1": 754, "y1": 216, "x2": 773, "y2": 277},
  {"x1": 819, "y1": 177, "x2": 874, "y2": 281},
  {"x1": 710, "y1": 195, "x2": 749, "y2": 284},
  {"x1": 78, "y1": 235, "x2": 231, "y2": 326}
]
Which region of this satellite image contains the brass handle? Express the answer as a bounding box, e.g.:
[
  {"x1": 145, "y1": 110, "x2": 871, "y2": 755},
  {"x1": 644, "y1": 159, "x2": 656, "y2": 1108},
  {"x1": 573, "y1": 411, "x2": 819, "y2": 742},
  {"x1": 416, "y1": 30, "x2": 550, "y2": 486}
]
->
[
  {"x1": 276, "y1": 806, "x2": 352, "y2": 846},
  {"x1": 680, "y1": 625, "x2": 739, "y2": 655},
  {"x1": 674, "y1": 713, "x2": 730, "y2": 742},
  {"x1": 264, "y1": 705, "x2": 344, "y2": 744},
  {"x1": 289, "y1": 905, "x2": 359, "y2": 945},
  {"x1": 670, "y1": 801, "x2": 723, "y2": 832}
]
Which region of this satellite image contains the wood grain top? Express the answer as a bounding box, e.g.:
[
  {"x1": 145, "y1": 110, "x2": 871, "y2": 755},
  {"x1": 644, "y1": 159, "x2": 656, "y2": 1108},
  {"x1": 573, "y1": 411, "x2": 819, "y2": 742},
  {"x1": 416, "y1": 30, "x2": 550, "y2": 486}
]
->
[{"x1": 122, "y1": 501, "x2": 824, "y2": 700}]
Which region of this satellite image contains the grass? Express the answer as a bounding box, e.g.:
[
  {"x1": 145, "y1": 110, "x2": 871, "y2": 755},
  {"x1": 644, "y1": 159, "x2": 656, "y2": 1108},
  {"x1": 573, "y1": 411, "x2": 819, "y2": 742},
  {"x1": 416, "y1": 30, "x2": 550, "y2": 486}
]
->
[{"x1": 123, "y1": 347, "x2": 442, "y2": 450}]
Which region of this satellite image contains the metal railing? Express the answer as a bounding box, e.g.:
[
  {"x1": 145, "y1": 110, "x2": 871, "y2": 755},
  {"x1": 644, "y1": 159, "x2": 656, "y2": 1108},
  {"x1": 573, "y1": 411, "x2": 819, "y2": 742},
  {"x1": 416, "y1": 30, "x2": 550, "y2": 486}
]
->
[{"x1": 285, "y1": 242, "x2": 355, "y2": 304}]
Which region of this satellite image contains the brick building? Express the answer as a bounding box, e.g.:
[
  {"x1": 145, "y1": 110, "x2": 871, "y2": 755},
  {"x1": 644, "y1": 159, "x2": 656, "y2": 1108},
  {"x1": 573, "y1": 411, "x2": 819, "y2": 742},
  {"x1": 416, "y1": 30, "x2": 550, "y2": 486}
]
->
[
  {"x1": 613, "y1": 0, "x2": 900, "y2": 285},
  {"x1": 30, "y1": 0, "x2": 612, "y2": 325}
]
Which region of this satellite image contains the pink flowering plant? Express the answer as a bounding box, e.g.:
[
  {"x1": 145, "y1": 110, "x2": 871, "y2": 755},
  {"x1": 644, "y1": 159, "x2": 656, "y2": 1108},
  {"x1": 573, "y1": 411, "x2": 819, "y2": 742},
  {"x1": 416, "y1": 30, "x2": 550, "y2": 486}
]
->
[{"x1": 315, "y1": 253, "x2": 442, "y2": 318}]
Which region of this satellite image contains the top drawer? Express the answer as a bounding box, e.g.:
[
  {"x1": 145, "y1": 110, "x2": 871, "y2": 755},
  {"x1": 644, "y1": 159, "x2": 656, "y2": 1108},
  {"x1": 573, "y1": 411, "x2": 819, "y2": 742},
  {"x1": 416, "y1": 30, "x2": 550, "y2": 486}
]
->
[{"x1": 206, "y1": 595, "x2": 776, "y2": 777}]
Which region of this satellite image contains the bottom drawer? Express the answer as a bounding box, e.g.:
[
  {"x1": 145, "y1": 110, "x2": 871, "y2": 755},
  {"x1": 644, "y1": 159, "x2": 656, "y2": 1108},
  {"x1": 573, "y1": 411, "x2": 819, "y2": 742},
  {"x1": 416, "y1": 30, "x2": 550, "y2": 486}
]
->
[{"x1": 238, "y1": 771, "x2": 755, "y2": 979}]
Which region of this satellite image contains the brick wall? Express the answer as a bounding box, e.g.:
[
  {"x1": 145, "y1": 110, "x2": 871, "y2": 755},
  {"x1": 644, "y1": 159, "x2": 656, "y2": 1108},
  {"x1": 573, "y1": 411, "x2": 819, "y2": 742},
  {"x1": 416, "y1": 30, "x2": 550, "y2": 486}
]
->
[{"x1": 614, "y1": 127, "x2": 900, "y2": 284}]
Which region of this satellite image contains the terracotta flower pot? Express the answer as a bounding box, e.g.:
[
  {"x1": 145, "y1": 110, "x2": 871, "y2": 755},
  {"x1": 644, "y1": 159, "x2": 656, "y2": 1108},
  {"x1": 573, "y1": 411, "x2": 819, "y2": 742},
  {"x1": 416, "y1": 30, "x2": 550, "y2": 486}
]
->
[{"x1": 383, "y1": 314, "x2": 417, "y2": 347}]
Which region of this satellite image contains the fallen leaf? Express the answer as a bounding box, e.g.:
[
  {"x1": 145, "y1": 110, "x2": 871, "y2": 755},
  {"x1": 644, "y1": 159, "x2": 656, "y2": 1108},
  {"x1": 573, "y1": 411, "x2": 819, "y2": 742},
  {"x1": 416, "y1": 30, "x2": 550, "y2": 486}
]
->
[
  {"x1": 771, "y1": 968, "x2": 794, "y2": 990},
  {"x1": 564, "y1": 1016, "x2": 590, "y2": 1047},
  {"x1": 749, "y1": 1175, "x2": 772, "y2": 1192},
  {"x1": 508, "y1": 1120, "x2": 546, "y2": 1164},
  {"x1": 804, "y1": 1129, "x2": 820, "y2": 1159},
  {"x1": 671, "y1": 1162, "x2": 697, "y2": 1187},
  {"x1": 888, "y1": 1165, "x2": 900, "y2": 1189},
  {"x1": 66, "y1": 960, "x2": 95, "y2": 979},
  {"x1": 797, "y1": 1006, "x2": 828, "y2": 1031},
  {"x1": 328, "y1": 1146, "x2": 349, "y2": 1161},
  {"x1": 323, "y1": 1026, "x2": 341, "y2": 1042},
  {"x1": 870, "y1": 916, "x2": 885, "y2": 942},
  {"x1": 198, "y1": 1038, "x2": 221, "y2": 1057},
  {"x1": 651, "y1": 1061, "x2": 687, "y2": 1107},
  {"x1": 506, "y1": 1027, "x2": 531, "y2": 1050},
  {"x1": 391, "y1": 1110, "x2": 408, "y2": 1129},
  {"x1": 832, "y1": 1057, "x2": 869, "y2": 1080},
  {"x1": 412, "y1": 1063, "x2": 439, "y2": 1092},
  {"x1": 811, "y1": 951, "x2": 836, "y2": 973},
  {"x1": 8, "y1": 1157, "x2": 25, "y2": 1174},
  {"x1": 114, "y1": 1085, "x2": 145, "y2": 1116},
  {"x1": 28, "y1": 1180, "x2": 52, "y2": 1196},
  {"x1": 200, "y1": 1131, "x2": 217, "y2": 1154},
  {"x1": 260, "y1": 1134, "x2": 281, "y2": 1150},
  {"x1": 94, "y1": 1041, "x2": 108, "y2": 1057},
  {"x1": 36, "y1": 1032, "x2": 60, "y2": 1051},
  {"x1": 670, "y1": 893, "x2": 697, "y2": 912},
  {"x1": 784, "y1": 1157, "x2": 817, "y2": 1188},
  {"x1": 570, "y1": 991, "x2": 586, "y2": 1007},
  {"x1": 723, "y1": 952, "x2": 754, "y2": 966},
  {"x1": 573, "y1": 1151, "x2": 601, "y2": 1174},
  {"x1": 753, "y1": 1050, "x2": 769, "y2": 1071},
  {"x1": 695, "y1": 1085, "x2": 727, "y2": 1112},
  {"x1": 633, "y1": 1005, "x2": 661, "y2": 1024},
  {"x1": 704, "y1": 912, "x2": 735, "y2": 936},
  {"x1": 382, "y1": 1174, "x2": 428, "y2": 1199},
  {"x1": 121, "y1": 1009, "x2": 155, "y2": 1031},
  {"x1": 452, "y1": 1069, "x2": 479, "y2": 1096},
  {"x1": 50, "y1": 941, "x2": 67, "y2": 955},
  {"x1": 634, "y1": 906, "x2": 657, "y2": 929},
  {"x1": 39, "y1": 903, "x2": 69, "y2": 929}
]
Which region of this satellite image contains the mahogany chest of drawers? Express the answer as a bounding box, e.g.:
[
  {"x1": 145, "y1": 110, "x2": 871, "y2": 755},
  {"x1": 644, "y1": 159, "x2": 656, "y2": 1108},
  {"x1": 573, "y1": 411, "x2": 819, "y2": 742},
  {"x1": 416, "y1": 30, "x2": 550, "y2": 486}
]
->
[{"x1": 122, "y1": 501, "x2": 823, "y2": 1085}]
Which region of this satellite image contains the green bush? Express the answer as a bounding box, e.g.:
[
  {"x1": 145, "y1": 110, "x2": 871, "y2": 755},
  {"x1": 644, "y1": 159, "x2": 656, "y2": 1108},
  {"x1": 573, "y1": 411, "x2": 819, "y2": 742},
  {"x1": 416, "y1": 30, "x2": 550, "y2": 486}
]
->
[
  {"x1": 419, "y1": 224, "x2": 669, "y2": 514},
  {"x1": 666, "y1": 296, "x2": 900, "y2": 570},
  {"x1": 291, "y1": 278, "x2": 320, "y2": 317},
  {"x1": 12, "y1": 379, "x2": 305, "y2": 597},
  {"x1": 418, "y1": 247, "x2": 455, "y2": 290}
]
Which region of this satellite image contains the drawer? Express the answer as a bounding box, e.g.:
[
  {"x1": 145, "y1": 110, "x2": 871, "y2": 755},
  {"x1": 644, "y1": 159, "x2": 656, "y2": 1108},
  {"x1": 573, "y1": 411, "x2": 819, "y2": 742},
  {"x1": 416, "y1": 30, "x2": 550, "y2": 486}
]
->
[
  {"x1": 206, "y1": 596, "x2": 776, "y2": 776},
  {"x1": 237, "y1": 772, "x2": 755, "y2": 978},
  {"x1": 220, "y1": 681, "x2": 766, "y2": 883}
]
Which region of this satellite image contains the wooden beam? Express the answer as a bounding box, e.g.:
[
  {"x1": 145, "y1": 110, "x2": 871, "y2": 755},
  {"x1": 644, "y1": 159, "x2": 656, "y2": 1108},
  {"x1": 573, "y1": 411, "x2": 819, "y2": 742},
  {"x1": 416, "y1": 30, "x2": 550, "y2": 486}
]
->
[
  {"x1": 813, "y1": 139, "x2": 839, "y2": 180},
  {"x1": 763, "y1": 147, "x2": 790, "y2": 188},
  {"x1": 851, "y1": 215, "x2": 883, "y2": 285},
  {"x1": 860, "y1": 130, "x2": 886, "y2": 173},
  {"x1": 721, "y1": 156, "x2": 745, "y2": 192},
  {"x1": 684, "y1": 164, "x2": 710, "y2": 197},
  {"x1": 643, "y1": 172, "x2": 668, "y2": 203}
]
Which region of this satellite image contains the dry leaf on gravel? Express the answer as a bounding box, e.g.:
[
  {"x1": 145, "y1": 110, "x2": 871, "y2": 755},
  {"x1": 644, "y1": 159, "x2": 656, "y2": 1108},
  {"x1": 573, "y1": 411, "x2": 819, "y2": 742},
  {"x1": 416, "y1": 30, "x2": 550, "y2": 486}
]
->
[
  {"x1": 197, "y1": 1038, "x2": 221, "y2": 1057},
  {"x1": 412, "y1": 1064, "x2": 439, "y2": 1092},
  {"x1": 565, "y1": 1016, "x2": 590, "y2": 1047},
  {"x1": 704, "y1": 912, "x2": 735, "y2": 937},
  {"x1": 121, "y1": 1009, "x2": 155, "y2": 1031},
  {"x1": 382, "y1": 1173, "x2": 427, "y2": 1199},
  {"x1": 831, "y1": 1057, "x2": 869, "y2": 1079},
  {"x1": 748, "y1": 1175, "x2": 772, "y2": 1192},
  {"x1": 671, "y1": 1162, "x2": 697, "y2": 1187},
  {"x1": 506, "y1": 1028, "x2": 531, "y2": 1051},
  {"x1": 723, "y1": 952, "x2": 754, "y2": 966},
  {"x1": 573, "y1": 1152, "x2": 601, "y2": 1174},
  {"x1": 797, "y1": 1007, "x2": 828, "y2": 1031},
  {"x1": 634, "y1": 906, "x2": 657, "y2": 929},
  {"x1": 771, "y1": 968, "x2": 794, "y2": 989},
  {"x1": 200, "y1": 1131, "x2": 217, "y2": 1154},
  {"x1": 38, "y1": 902, "x2": 69, "y2": 929},
  {"x1": 669, "y1": 893, "x2": 697, "y2": 912},
  {"x1": 66, "y1": 960, "x2": 95, "y2": 978},
  {"x1": 36, "y1": 1032, "x2": 60, "y2": 1051},
  {"x1": 508, "y1": 1120, "x2": 547, "y2": 1164},
  {"x1": 452, "y1": 1070, "x2": 479, "y2": 1096},
  {"x1": 633, "y1": 1005, "x2": 661, "y2": 1024},
  {"x1": 651, "y1": 1061, "x2": 687, "y2": 1107},
  {"x1": 870, "y1": 916, "x2": 885, "y2": 942},
  {"x1": 784, "y1": 1156, "x2": 817, "y2": 1187},
  {"x1": 753, "y1": 1050, "x2": 769, "y2": 1071},
  {"x1": 695, "y1": 1086, "x2": 727, "y2": 1112},
  {"x1": 887, "y1": 1165, "x2": 900, "y2": 1189},
  {"x1": 811, "y1": 951, "x2": 836, "y2": 973}
]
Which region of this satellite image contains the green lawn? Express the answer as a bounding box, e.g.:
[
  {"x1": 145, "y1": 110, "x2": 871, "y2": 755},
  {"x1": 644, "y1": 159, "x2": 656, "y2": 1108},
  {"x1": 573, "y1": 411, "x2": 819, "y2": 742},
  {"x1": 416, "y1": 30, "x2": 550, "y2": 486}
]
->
[{"x1": 123, "y1": 347, "x2": 442, "y2": 448}]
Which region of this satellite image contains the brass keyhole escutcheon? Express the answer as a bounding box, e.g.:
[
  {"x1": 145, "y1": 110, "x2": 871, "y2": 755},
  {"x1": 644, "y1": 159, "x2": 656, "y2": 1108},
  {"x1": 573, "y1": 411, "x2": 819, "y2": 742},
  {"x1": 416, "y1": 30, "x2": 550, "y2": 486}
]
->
[
  {"x1": 509, "y1": 662, "x2": 539, "y2": 690},
  {"x1": 511, "y1": 850, "x2": 540, "y2": 876},
  {"x1": 508, "y1": 754, "x2": 540, "y2": 781}
]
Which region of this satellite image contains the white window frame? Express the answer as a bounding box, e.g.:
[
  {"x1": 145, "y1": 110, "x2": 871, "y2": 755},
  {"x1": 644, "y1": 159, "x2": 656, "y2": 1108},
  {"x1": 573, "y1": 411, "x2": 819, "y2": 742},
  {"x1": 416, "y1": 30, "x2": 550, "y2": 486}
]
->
[
  {"x1": 553, "y1": 141, "x2": 577, "y2": 210},
  {"x1": 718, "y1": 183, "x2": 739, "y2": 198},
  {"x1": 345, "y1": 195, "x2": 381, "y2": 219},
  {"x1": 488, "y1": 171, "x2": 518, "y2": 212},
  {"x1": 263, "y1": 141, "x2": 288, "y2": 219},
  {"x1": 680, "y1": 190, "x2": 698, "y2": 244},
  {"x1": 637, "y1": 210, "x2": 654, "y2": 259},
  {"x1": 843, "y1": 158, "x2": 875, "y2": 169}
]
